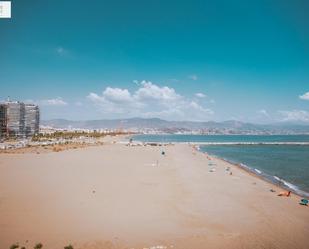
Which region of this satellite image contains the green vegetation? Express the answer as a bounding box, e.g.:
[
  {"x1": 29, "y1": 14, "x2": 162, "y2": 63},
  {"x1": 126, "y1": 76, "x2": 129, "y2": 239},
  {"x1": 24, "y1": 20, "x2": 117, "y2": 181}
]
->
[
  {"x1": 32, "y1": 130, "x2": 132, "y2": 142},
  {"x1": 10, "y1": 244, "x2": 19, "y2": 249},
  {"x1": 64, "y1": 245, "x2": 74, "y2": 249},
  {"x1": 33, "y1": 243, "x2": 43, "y2": 249},
  {"x1": 9, "y1": 242, "x2": 77, "y2": 249}
]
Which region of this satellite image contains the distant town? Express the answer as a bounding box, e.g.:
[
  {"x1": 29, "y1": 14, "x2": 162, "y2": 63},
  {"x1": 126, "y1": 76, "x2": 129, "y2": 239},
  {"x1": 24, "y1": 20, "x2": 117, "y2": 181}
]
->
[
  {"x1": 0, "y1": 99, "x2": 132, "y2": 151},
  {"x1": 41, "y1": 117, "x2": 309, "y2": 136},
  {"x1": 1, "y1": 98, "x2": 309, "y2": 151}
]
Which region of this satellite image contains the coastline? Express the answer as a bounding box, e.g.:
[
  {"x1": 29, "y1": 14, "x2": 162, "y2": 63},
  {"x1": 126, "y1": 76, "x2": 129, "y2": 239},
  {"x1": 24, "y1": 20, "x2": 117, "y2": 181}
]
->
[
  {"x1": 132, "y1": 136, "x2": 309, "y2": 199},
  {"x1": 1, "y1": 140, "x2": 309, "y2": 249},
  {"x1": 204, "y1": 151, "x2": 309, "y2": 199}
]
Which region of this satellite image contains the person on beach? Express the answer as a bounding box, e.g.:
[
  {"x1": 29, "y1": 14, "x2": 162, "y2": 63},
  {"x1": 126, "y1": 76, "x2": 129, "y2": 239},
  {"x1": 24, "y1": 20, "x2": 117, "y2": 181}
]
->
[{"x1": 278, "y1": 191, "x2": 291, "y2": 197}]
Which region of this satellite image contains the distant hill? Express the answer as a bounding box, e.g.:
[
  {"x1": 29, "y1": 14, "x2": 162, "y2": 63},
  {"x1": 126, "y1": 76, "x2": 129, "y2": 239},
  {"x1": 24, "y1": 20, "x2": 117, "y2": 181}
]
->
[{"x1": 41, "y1": 118, "x2": 309, "y2": 134}]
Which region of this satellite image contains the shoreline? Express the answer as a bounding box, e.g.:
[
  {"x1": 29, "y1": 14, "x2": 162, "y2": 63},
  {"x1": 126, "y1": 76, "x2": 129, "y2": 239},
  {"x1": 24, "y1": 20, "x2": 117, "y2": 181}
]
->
[
  {"x1": 207, "y1": 153, "x2": 309, "y2": 199},
  {"x1": 132, "y1": 139, "x2": 309, "y2": 199},
  {"x1": 4, "y1": 135, "x2": 306, "y2": 198},
  {"x1": 192, "y1": 143, "x2": 309, "y2": 199}
]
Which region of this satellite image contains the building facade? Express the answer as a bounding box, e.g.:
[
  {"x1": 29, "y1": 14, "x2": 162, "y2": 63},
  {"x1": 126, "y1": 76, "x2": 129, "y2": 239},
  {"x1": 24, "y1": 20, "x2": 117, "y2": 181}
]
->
[
  {"x1": 24, "y1": 104, "x2": 40, "y2": 137},
  {"x1": 0, "y1": 104, "x2": 7, "y2": 138},
  {"x1": 6, "y1": 101, "x2": 25, "y2": 137},
  {"x1": 0, "y1": 101, "x2": 40, "y2": 139}
]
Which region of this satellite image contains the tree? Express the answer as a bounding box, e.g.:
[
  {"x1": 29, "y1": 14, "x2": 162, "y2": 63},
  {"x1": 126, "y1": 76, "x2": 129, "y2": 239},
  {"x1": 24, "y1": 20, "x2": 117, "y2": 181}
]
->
[
  {"x1": 64, "y1": 245, "x2": 74, "y2": 249},
  {"x1": 33, "y1": 243, "x2": 43, "y2": 249}
]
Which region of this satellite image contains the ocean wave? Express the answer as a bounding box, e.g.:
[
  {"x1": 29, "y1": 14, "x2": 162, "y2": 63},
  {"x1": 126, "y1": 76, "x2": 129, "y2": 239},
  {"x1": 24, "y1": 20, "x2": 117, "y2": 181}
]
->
[
  {"x1": 281, "y1": 179, "x2": 299, "y2": 191},
  {"x1": 239, "y1": 163, "x2": 250, "y2": 170},
  {"x1": 271, "y1": 175, "x2": 309, "y2": 196},
  {"x1": 209, "y1": 156, "x2": 309, "y2": 198},
  {"x1": 254, "y1": 169, "x2": 262, "y2": 174},
  {"x1": 273, "y1": 176, "x2": 282, "y2": 182}
]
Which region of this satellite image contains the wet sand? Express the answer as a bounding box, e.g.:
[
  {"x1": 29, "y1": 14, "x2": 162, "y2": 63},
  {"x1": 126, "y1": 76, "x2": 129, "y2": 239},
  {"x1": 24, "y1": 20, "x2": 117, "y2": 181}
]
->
[{"x1": 0, "y1": 143, "x2": 308, "y2": 249}]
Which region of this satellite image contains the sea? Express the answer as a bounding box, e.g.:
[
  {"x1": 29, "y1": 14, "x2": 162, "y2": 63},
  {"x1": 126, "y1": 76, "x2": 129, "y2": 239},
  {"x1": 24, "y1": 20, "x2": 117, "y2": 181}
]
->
[{"x1": 133, "y1": 135, "x2": 309, "y2": 197}]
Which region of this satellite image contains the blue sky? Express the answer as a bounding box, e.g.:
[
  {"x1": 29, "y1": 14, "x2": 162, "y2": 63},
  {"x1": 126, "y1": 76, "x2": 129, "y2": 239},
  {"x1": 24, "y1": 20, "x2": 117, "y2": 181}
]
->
[{"x1": 0, "y1": 0, "x2": 308, "y2": 122}]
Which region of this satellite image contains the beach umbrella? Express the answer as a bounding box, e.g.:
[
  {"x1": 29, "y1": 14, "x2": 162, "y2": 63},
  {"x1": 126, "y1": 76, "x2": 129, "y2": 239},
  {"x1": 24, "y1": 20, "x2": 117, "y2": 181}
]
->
[{"x1": 299, "y1": 199, "x2": 308, "y2": 206}]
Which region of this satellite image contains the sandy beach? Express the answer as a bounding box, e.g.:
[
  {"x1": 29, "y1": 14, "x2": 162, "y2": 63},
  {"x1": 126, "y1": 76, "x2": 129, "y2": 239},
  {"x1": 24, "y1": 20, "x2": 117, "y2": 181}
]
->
[{"x1": 0, "y1": 141, "x2": 308, "y2": 249}]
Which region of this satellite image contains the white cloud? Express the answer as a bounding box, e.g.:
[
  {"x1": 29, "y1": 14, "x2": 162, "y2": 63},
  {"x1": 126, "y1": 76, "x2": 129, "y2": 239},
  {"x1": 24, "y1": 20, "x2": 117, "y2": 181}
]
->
[
  {"x1": 41, "y1": 97, "x2": 68, "y2": 106},
  {"x1": 135, "y1": 80, "x2": 181, "y2": 102},
  {"x1": 188, "y1": 74, "x2": 198, "y2": 80},
  {"x1": 279, "y1": 110, "x2": 309, "y2": 122},
  {"x1": 87, "y1": 87, "x2": 140, "y2": 114},
  {"x1": 188, "y1": 101, "x2": 214, "y2": 117},
  {"x1": 195, "y1": 93, "x2": 206, "y2": 98},
  {"x1": 87, "y1": 80, "x2": 214, "y2": 121},
  {"x1": 299, "y1": 92, "x2": 309, "y2": 100},
  {"x1": 257, "y1": 109, "x2": 270, "y2": 117},
  {"x1": 103, "y1": 87, "x2": 134, "y2": 103}
]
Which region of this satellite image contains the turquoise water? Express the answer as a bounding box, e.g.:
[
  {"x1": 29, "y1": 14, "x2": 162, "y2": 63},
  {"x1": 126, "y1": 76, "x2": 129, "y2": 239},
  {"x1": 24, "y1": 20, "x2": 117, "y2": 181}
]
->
[
  {"x1": 200, "y1": 145, "x2": 309, "y2": 196},
  {"x1": 134, "y1": 134, "x2": 309, "y2": 143},
  {"x1": 134, "y1": 135, "x2": 309, "y2": 197}
]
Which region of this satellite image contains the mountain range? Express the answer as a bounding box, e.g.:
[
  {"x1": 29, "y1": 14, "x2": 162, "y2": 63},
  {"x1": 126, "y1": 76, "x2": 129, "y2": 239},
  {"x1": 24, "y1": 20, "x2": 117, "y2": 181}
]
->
[{"x1": 41, "y1": 118, "x2": 309, "y2": 134}]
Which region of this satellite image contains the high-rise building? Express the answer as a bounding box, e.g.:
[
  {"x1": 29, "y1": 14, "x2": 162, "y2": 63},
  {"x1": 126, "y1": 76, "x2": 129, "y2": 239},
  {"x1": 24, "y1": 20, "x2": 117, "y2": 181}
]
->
[
  {"x1": 24, "y1": 104, "x2": 40, "y2": 137},
  {"x1": 0, "y1": 104, "x2": 7, "y2": 138},
  {"x1": 6, "y1": 101, "x2": 25, "y2": 138},
  {"x1": 0, "y1": 101, "x2": 40, "y2": 139}
]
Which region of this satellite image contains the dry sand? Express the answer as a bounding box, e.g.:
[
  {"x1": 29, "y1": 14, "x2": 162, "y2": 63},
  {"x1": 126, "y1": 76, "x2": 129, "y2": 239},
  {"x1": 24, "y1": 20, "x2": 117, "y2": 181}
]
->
[
  {"x1": 0, "y1": 143, "x2": 308, "y2": 249},
  {"x1": 0, "y1": 135, "x2": 128, "y2": 154}
]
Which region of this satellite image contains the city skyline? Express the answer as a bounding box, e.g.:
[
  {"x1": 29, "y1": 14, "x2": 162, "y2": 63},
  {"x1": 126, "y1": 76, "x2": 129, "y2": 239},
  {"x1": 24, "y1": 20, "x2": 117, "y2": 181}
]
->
[{"x1": 0, "y1": 0, "x2": 309, "y2": 123}]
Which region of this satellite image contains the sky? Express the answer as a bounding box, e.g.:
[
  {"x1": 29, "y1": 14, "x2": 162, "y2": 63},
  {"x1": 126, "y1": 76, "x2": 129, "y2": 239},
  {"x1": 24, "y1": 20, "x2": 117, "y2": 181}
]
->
[{"x1": 0, "y1": 0, "x2": 309, "y2": 123}]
